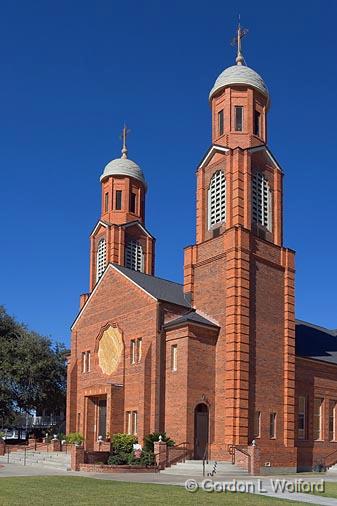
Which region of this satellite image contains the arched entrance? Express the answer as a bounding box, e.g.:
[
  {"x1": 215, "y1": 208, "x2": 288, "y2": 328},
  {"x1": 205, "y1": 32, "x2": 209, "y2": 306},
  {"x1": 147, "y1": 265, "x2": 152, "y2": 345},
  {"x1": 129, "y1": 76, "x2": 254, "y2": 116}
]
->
[{"x1": 194, "y1": 403, "x2": 209, "y2": 460}]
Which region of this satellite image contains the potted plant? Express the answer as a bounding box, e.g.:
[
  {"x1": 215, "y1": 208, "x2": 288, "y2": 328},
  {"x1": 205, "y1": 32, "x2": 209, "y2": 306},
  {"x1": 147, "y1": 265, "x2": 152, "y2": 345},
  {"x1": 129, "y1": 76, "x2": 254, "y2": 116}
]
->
[{"x1": 65, "y1": 432, "x2": 84, "y2": 447}]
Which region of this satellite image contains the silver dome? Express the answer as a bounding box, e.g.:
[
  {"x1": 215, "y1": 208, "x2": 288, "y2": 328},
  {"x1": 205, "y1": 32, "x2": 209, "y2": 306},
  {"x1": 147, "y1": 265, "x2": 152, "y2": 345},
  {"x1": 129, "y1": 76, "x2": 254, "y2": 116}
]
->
[
  {"x1": 209, "y1": 64, "x2": 269, "y2": 104},
  {"x1": 100, "y1": 157, "x2": 146, "y2": 187}
]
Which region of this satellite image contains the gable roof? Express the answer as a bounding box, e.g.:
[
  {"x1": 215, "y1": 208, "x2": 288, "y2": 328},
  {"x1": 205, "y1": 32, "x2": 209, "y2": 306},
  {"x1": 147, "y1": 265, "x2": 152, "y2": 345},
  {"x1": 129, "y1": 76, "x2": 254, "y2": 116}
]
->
[
  {"x1": 296, "y1": 320, "x2": 337, "y2": 366},
  {"x1": 113, "y1": 264, "x2": 191, "y2": 308},
  {"x1": 198, "y1": 144, "x2": 230, "y2": 169},
  {"x1": 71, "y1": 263, "x2": 191, "y2": 330},
  {"x1": 164, "y1": 310, "x2": 219, "y2": 330}
]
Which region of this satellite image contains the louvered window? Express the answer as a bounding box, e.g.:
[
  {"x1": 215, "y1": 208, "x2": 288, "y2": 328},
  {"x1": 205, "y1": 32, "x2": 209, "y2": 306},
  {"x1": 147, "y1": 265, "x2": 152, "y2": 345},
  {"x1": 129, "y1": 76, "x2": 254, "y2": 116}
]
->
[
  {"x1": 96, "y1": 238, "x2": 106, "y2": 281},
  {"x1": 208, "y1": 171, "x2": 226, "y2": 229},
  {"x1": 252, "y1": 172, "x2": 272, "y2": 231},
  {"x1": 125, "y1": 240, "x2": 144, "y2": 272}
]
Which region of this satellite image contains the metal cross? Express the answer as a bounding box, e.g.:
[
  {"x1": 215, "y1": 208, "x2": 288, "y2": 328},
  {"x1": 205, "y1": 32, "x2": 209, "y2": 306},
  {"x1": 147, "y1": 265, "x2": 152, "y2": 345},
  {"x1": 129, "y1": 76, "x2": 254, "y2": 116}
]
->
[
  {"x1": 120, "y1": 124, "x2": 130, "y2": 158},
  {"x1": 231, "y1": 17, "x2": 248, "y2": 65}
]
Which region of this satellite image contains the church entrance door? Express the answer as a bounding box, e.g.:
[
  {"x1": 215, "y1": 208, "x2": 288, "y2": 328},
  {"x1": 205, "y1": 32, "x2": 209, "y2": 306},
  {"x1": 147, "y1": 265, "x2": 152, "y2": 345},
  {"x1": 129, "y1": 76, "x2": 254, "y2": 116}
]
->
[{"x1": 194, "y1": 403, "x2": 209, "y2": 460}]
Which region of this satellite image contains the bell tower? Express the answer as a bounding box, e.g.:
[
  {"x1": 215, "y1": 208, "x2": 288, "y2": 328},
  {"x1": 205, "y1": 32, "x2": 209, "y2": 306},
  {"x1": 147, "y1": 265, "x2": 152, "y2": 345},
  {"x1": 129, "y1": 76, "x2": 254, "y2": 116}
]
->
[
  {"x1": 87, "y1": 127, "x2": 155, "y2": 293},
  {"x1": 184, "y1": 27, "x2": 297, "y2": 469}
]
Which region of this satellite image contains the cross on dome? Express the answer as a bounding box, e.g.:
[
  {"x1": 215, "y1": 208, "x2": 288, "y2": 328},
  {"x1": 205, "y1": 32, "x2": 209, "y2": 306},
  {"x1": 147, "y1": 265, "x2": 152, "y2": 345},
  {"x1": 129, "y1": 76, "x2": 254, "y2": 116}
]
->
[
  {"x1": 231, "y1": 17, "x2": 248, "y2": 66},
  {"x1": 120, "y1": 124, "x2": 130, "y2": 159}
]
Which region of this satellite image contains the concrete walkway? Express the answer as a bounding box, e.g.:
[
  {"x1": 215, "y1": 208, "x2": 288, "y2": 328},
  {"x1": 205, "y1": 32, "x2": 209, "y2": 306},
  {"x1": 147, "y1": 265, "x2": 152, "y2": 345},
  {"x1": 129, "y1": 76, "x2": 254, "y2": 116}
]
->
[{"x1": 1, "y1": 462, "x2": 337, "y2": 505}]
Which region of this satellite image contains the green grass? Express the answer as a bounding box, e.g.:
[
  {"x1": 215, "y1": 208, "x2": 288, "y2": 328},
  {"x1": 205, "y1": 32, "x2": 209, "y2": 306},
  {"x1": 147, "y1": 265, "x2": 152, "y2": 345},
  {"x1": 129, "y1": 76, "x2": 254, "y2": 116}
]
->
[
  {"x1": 306, "y1": 481, "x2": 337, "y2": 499},
  {"x1": 0, "y1": 476, "x2": 305, "y2": 505}
]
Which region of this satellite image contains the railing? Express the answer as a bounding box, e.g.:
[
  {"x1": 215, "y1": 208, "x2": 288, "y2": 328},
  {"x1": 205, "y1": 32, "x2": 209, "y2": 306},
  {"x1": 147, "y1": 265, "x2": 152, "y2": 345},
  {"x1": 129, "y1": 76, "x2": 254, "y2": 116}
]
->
[
  {"x1": 167, "y1": 441, "x2": 191, "y2": 467},
  {"x1": 318, "y1": 448, "x2": 337, "y2": 471},
  {"x1": 228, "y1": 444, "x2": 251, "y2": 469},
  {"x1": 202, "y1": 444, "x2": 209, "y2": 477}
]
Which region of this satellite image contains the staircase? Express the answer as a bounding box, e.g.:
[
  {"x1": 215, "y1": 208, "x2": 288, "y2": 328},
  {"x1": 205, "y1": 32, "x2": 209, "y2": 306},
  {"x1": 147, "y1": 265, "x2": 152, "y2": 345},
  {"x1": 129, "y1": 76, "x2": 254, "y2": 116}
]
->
[
  {"x1": 160, "y1": 459, "x2": 248, "y2": 478},
  {"x1": 0, "y1": 451, "x2": 71, "y2": 470}
]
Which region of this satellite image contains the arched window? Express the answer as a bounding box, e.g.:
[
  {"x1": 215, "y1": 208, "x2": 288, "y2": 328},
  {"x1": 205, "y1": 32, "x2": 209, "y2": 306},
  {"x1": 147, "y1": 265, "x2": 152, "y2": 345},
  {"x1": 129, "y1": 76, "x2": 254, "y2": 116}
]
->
[
  {"x1": 252, "y1": 172, "x2": 272, "y2": 231},
  {"x1": 96, "y1": 238, "x2": 106, "y2": 281},
  {"x1": 208, "y1": 170, "x2": 226, "y2": 229},
  {"x1": 125, "y1": 239, "x2": 144, "y2": 272}
]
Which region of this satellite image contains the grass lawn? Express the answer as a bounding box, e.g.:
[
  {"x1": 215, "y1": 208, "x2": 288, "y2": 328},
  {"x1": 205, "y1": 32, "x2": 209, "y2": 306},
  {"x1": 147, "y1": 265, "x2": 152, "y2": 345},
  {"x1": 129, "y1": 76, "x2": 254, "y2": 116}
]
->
[
  {"x1": 0, "y1": 476, "x2": 306, "y2": 505},
  {"x1": 307, "y1": 481, "x2": 337, "y2": 499}
]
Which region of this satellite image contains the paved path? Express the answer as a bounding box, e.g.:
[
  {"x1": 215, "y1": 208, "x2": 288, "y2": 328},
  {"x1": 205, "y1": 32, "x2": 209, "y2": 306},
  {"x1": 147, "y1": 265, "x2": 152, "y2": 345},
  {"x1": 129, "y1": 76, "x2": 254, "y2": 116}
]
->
[{"x1": 1, "y1": 462, "x2": 337, "y2": 505}]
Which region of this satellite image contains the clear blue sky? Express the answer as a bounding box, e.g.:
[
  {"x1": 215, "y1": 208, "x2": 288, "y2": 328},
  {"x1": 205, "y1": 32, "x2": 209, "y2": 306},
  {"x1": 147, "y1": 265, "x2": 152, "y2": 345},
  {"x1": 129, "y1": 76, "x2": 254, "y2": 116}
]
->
[{"x1": 0, "y1": 0, "x2": 336, "y2": 345}]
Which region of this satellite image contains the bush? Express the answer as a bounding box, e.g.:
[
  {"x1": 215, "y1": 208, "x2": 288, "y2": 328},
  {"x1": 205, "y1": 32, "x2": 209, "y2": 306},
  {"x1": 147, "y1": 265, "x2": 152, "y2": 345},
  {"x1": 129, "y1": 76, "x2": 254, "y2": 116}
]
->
[
  {"x1": 110, "y1": 433, "x2": 137, "y2": 454},
  {"x1": 65, "y1": 432, "x2": 84, "y2": 445},
  {"x1": 107, "y1": 451, "x2": 130, "y2": 465},
  {"x1": 107, "y1": 449, "x2": 155, "y2": 467},
  {"x1": 143, "y1": 432, "x2": 175, "y2": 452}
]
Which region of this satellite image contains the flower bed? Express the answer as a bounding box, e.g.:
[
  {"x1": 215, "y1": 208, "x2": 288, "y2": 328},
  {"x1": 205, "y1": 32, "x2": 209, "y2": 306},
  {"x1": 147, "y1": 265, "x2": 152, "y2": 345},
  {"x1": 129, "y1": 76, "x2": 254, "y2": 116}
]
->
[{"x1": 79, "y1": 463, "x2": 158, "y2": 473}]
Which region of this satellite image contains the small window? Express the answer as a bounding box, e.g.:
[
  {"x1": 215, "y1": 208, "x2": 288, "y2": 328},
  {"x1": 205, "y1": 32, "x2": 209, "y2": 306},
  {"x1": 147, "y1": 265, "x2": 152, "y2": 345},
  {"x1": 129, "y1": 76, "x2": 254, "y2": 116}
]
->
[
  {"x1": 127, "y1": 411, "x2": 132, "y2": 434},
  {"x1": 104, "y1": 192, "x2": 109, "y2": 213},
  {"x1": 130, "y1": 192, "x2": 137, "y2": 213},
  {"x1": 314, "y1": 398, "x2": 324, "y2": 440},
  {"x1": 137, "y1": 338, "x2": 142, "y2": 363},
  {"x1": 252, "y1": 172, "x2": 272, "y2": 231},
  {"x1": 125, "y1": 239, "x2": 144, "y2": 272},
  {"x1": 130, "y1": 340, "x2": 136, "y2": 365},
  {"x1": 235, "y1": 106, "x2": 243, "y2": 132},
  {"x1": 126, "y1": 411, "x2": 138, "y2": 435},
  {"x1": 254, "y1": 110, "x2": 261, "y2": 136},
  {"x1": 96, "y1": 238, "x2": 106, "y2": 281},
  {"x1": 171, "y1": 344, "x2": 177, "y2": 372},
  {"x1": 254, "y1": 411, "x2": 261, "y2": 438},
  {"x1": 132, "y1": 411, "x2": 138, "y2": 435},
  {"x1": 329, "y1": 400, "x2": 337, "y2": 441},
  {"x1": 116, "y1": 190, "x2": 122, "y2": 210},
  {"x1": 81, "y1": 351, "x2": 91, "y2": 373},
  {"x1": 77, "y1": 413, "x2": 81, "y2": 431},
  {"x1": 298, "y1": 396, "x2": 307, "y2": 440},
  {"x1": 269, "y1": 412, "x2": 276, "y2": 439},
  {"x1": 81, "y1": 352, "x2": 86, "y2": 373},
  {"x1": 208, "y1": 170, "x2": 226, "y2": 229},
  {"x1": 218, "y1": 109, "x2": 224, "y2": 136}
]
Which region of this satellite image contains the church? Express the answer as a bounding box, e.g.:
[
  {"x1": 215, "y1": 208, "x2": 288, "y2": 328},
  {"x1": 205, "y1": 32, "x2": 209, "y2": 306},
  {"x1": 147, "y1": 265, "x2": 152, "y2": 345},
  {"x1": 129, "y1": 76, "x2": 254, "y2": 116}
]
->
[{"x1": 66, "y1": 27, "x2": 337, "y2": 473}]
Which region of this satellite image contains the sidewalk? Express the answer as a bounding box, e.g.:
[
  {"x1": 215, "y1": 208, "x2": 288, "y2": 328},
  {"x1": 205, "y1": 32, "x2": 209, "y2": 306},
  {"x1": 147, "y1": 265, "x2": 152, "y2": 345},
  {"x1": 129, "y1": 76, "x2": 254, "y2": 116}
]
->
[{"x1": 1, "y1": 462, "x2": 337, "y2": 505}]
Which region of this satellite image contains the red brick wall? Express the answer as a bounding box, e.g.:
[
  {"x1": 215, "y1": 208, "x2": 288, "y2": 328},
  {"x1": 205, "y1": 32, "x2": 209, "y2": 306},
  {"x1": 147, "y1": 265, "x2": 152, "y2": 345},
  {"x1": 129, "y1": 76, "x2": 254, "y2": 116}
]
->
[
  {"x1": 296, "y1": 357, "x2": 337, "y2": 470},
  {"x1": 67, "y1": 266, "x2": 159, "y2": 448}
]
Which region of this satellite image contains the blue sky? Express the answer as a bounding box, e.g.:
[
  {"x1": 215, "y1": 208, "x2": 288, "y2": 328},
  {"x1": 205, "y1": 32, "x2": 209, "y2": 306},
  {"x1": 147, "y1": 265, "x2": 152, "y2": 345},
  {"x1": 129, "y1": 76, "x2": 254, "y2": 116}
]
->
[{"x1": 0, "y1": 0, "x2": 336, "y2": 345}]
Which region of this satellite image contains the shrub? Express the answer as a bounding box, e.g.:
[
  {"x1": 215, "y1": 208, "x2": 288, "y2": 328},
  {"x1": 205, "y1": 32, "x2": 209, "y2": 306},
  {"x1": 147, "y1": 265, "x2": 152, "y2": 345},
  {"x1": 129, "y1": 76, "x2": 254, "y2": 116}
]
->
[
  {"x1": 65, "y1": 432, "x2": 84, "y2": 445},
  {"x1": 143, "y1": 432, "x2": 175, "y2": 452},
  {"x1": 107, "y1": 451, "x2": 130, "y2": 465},
  {"x1": 110, "y1": 433, "x2": 137, "y2": 454}
]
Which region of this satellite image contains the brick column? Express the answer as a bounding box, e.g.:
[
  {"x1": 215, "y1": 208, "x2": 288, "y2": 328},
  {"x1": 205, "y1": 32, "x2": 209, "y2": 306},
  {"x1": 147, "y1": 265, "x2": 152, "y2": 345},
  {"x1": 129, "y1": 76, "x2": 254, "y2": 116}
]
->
[
  {"x1": 70, "y1": 445, "x2": 85, "y2": 471},
  {"x1": 0, "y1": 439, "x2": 5, "y2": 456},
  {"x1": 153, "y1": 440, "x2": 167, "y2": 470},
  {"x1": 247, "y1": 444, "x2": 260, "y2": 475},
  {"x1": 51, "y1": 438, "x2": 61, "y2": 452}
]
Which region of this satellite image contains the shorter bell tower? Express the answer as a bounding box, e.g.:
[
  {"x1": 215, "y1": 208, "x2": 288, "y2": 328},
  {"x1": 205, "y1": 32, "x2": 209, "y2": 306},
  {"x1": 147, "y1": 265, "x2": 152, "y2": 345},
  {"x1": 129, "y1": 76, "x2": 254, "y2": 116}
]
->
[{"x1": 87, "y1": 127, "x2": 155, "y2": 293}]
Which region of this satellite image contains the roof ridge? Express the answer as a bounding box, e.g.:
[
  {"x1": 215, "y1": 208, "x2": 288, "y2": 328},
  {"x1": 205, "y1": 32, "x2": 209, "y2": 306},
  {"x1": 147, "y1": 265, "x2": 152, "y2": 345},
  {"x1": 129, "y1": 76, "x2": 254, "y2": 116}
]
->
[
  {"x1": 296, "y1": 319, "x2": 337, "y2": 336},
  {"x1": 112, "y1": 263, "x2": 184, "y2": 287}
]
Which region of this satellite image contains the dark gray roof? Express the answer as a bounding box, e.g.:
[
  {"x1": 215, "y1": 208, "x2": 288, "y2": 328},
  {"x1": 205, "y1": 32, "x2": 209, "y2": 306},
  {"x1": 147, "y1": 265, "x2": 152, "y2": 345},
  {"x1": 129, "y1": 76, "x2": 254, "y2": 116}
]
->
[
  {"x1": 112, "y1": 264, "x2": 191, "y2": 308},
  {"x1": 296, "y1": 320, "x2": 337, "y2": 366},
  {"x1": 164, "y1": 311, "x2": 219, "y2": 330}
]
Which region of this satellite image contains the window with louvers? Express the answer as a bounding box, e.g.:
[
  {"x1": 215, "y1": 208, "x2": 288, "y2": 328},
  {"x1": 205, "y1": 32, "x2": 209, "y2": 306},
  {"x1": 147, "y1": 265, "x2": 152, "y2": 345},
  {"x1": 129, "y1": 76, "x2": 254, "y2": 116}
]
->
[
  {"x1": 125, "y1": 240, "x2": 144, "y2": 272},
  {"x1": 208, "y1": 170, "x2": 226, "y2": 229},
  {"x1": 96, "y1": 238, "x2": 106, "y2": 281},
  {"x1": 252, "y1": 172, "x2": 272, "y2": 231}
]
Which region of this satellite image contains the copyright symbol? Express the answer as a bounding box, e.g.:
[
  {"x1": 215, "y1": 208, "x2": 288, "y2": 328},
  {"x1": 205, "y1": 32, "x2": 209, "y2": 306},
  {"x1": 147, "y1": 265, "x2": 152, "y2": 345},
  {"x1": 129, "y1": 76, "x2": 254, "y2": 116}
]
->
[{"x1": 185, "y1": 479, "x2": 199, "y2": 493}]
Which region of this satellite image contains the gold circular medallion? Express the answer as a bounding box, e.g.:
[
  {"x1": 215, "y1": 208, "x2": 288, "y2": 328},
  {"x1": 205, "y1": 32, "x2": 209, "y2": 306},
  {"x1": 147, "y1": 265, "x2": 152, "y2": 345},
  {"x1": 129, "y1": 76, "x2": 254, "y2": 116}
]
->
[{"x1": 98, "y1": 325, "x2": 123, "y2": 375}]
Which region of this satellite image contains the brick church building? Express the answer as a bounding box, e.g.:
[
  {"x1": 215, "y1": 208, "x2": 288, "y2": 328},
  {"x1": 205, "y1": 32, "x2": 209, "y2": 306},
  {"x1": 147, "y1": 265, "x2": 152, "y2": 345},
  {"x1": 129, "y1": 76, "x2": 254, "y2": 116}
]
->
[{"x1": 66, "y1": 30, "x2": 337, "y2": 473}]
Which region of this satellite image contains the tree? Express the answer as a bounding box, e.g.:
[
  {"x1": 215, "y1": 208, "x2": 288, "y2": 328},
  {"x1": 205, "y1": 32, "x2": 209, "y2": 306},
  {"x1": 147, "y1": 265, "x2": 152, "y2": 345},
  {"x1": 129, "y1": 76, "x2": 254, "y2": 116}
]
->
[{"x1": 0, "y1": 306, "x2": 68, "y2": 426}]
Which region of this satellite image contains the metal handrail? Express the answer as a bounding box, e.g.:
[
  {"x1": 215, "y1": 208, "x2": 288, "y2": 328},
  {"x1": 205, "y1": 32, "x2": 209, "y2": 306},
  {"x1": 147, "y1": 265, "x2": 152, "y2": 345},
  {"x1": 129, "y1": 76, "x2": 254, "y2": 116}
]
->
[
  {"x1": 228, "y1": 444, "x2": 251, "y2": 467},
  {"x1": 202, "y1": 444, "x2": 209, "y2": 477},
  {"x1": 320, "y1": 448, "x2": 337, "y2": 469}
]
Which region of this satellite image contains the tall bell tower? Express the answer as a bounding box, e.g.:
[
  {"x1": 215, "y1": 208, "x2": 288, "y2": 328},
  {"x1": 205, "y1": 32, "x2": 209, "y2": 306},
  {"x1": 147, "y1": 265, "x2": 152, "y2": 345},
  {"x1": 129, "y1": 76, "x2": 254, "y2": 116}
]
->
[
  {"x1": 87, "y1": 127, "x2": 155, "y2": 293},
  {"x1": 184, "y1": 26, "x2": 297, "y2": 468}
]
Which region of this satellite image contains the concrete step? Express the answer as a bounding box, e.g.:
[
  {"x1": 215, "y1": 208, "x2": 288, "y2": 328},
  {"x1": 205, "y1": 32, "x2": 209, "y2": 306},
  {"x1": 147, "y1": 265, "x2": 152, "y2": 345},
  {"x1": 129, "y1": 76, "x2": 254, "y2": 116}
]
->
[{"x1": 160, "y1": 460, "x2": 248, "y2": 476}]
